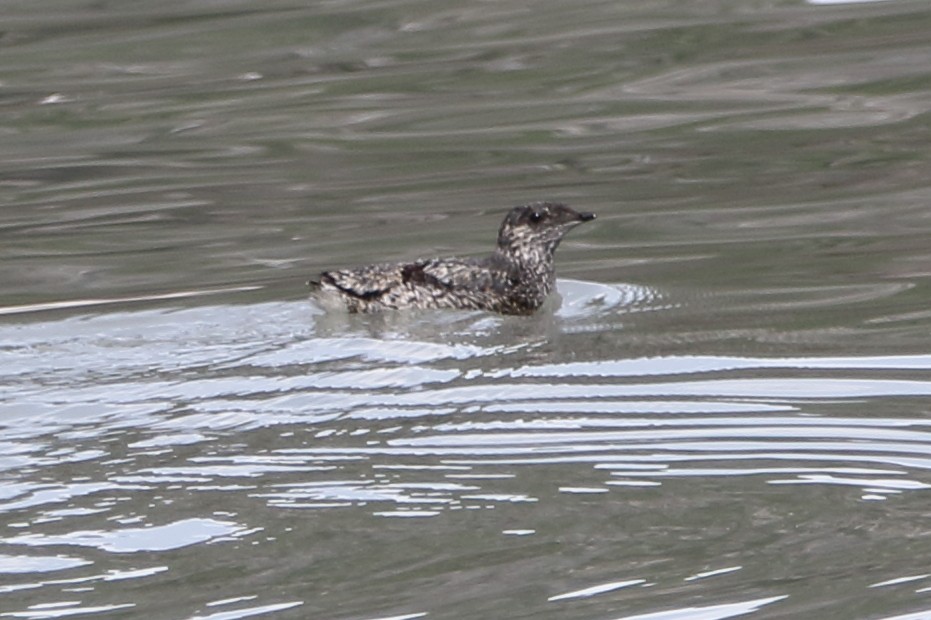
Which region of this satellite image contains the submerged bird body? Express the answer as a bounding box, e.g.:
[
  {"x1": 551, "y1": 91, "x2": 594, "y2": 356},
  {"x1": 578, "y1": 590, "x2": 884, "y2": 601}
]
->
[{"x1": 309, "y1": 202, "x2": 595, "y2": 315}]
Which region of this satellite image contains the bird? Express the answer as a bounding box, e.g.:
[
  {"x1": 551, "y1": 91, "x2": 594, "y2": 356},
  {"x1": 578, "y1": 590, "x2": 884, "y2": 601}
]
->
[{"x1": 308, "y1": 202, "x2": 596, "y2": 315}]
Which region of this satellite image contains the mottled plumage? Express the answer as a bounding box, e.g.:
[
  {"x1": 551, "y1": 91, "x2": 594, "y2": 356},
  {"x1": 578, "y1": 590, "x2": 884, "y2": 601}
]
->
[{"x1": 308, "y1": 202, "x2": 596, "y2": 315}]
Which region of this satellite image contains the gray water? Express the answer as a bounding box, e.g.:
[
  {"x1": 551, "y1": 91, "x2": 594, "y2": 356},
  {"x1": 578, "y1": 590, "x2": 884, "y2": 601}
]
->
[{"x1": 4, "y1": 1, "x2": 931, "y2": 619}]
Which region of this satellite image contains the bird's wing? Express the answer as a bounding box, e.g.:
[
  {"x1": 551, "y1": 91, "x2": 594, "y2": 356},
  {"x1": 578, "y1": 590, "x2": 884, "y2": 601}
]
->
[
  {"x1": 418, "y1": 257, "x2": 509, "y2": 292},
  {"x1": 318, "y1": 263, "x2": 407, "y2": 299},
  {"x1": 317, "y1": 257, "x2": 510, "y2": 300}
]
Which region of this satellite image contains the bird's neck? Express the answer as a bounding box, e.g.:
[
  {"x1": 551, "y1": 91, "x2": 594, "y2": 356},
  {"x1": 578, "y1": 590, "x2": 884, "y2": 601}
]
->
[{"x1": 494, "y1": 241, "x2": 557, "y2": 294}]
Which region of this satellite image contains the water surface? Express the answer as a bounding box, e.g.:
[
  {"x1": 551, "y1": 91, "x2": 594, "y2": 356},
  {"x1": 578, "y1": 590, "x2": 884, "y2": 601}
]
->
[{"x1": 3, "y1": 1, "x2": 931, "y2": 619}]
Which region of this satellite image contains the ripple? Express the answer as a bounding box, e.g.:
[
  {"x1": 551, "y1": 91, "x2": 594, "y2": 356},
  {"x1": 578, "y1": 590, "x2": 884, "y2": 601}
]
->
[
  {"x1": 555, "y1": 279, "x2": 660, "y2": 319},
  {"x1": 4, "y1": 299, "x2": 931, "y2": 514}
]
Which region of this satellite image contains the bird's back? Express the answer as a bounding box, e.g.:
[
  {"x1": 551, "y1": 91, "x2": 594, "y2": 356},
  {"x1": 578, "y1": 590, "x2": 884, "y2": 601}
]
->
[{"x1": 311, "y1": 255, "x2": 524, "y2": 313}]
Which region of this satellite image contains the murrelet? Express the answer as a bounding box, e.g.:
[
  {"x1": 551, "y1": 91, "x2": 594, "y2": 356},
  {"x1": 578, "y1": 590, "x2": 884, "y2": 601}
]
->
[{"x1": 308, "y1": 202, "x2": 596, "y2": 315}]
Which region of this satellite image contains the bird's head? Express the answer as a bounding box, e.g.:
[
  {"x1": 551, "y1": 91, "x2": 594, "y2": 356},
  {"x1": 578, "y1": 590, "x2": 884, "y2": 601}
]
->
[{"x1": 496, "y1": 202, "x2": 596, "y2": 256}]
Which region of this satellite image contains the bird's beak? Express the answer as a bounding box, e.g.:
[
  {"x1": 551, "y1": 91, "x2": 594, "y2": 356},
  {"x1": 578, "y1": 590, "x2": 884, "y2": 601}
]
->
[{"x1": 577, "y1": 212, "x2": 596, "y2": 222}]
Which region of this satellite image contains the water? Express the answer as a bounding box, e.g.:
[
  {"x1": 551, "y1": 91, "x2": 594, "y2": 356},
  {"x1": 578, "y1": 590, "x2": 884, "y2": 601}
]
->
[{"x1": 3, "y1": 0, "x2": 931, "y2": 618}]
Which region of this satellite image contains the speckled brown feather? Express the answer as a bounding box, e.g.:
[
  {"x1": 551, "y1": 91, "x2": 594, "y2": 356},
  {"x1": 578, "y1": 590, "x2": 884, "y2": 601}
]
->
[{"x1": 309, "y1": 202, "x2": 595, "y2": 315}]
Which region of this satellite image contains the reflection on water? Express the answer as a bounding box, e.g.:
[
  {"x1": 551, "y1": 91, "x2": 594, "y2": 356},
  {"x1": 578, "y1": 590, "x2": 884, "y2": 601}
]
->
[
  {"x1": 4, "y1": 279, "x2": 931, "y2": 617},
  {"x1": 4, "y1": 0, "x2": 931, "y2": 618}
]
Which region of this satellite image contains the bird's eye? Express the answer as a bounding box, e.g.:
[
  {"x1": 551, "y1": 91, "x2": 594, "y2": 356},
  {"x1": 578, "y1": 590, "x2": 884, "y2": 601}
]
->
[{"x1": 529, "y1": 211, "x2": 543, "y2": 224}]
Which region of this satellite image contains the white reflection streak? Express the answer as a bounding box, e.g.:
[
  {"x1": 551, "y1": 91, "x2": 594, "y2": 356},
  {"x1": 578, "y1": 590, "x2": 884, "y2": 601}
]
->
[
  {"x1": 768, "y1": 474, "x2": 930, "y2": 490},
  {"x1": 684, "y1": 566, "x2": 742, "y2": 581},
  {"x1": 0, "y1": 603, "x2": 136, "y2": 619},
  {"x1": 808, "y1": 0, "x2": 894, "y2": 4},
  {"x1": 869, "y1": 574, "x2": 930, "y2": 588},
  {"x1": 0, "y1": 286, "x2": 262, "y2": 316},
  {"x1": 390, "y1": 426, "x2": 931, "y2": 447},
  {"x1": 872, "y1": 608, "x2": 931, "y2": 620},
  {"x1": 549, "y1": 579, "x2": 645, "y2": 601},
  {"x1": 610, "y1": 595, "x2": 787, "y2": 620},
  {"x1": 375, "y1": 378, "x2": 931, "y2": 407},
  {"x1": 501, "y1": 354, "x2": 931, "y2": 379},
  {"x1": 0, "y1": 554, "x2": 91, "y2": 574},
  {"x1": 1, "y1": 518, "x2": 250, "y2": 553},
  {"x1": 361, "y1": 614, "x2": 427, "y2": 620},
  {"x1": 187, "y1": 601, "x2": 303, "y2": 620}
]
